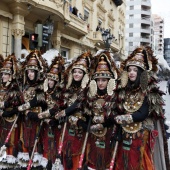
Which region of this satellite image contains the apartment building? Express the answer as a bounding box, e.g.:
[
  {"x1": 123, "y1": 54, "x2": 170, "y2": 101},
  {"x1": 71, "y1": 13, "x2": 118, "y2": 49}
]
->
[
  {"x1": 152, "y1": 14, "x2": 164, "y2": 56},
  {"x1": 0, "y1": 0, "x2": 125, "y2": 61},
  {"x1": 125, "y1": 0, "x2": 152, "y2": 55}
]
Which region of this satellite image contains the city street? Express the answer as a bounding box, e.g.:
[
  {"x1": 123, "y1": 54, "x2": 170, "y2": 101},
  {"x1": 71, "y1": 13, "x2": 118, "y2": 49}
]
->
[{"x1": 158, "y1": 81, "x2": 170, "y2": 154}]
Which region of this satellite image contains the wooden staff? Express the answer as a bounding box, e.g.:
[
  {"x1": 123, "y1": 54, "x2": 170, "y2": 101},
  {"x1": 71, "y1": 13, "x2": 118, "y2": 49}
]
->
[
  {"x1": 109, "y1": 141, "x2": 118, "y2": 170},
  {"x1": 27, "y1": 120, "x2": 43, "y2": 170},
  {"x1": 58, "y1": 117, "x2": 68, "y2": 157},
  {"x1": 78, "y1": 117, "x2": 92, "y2": 170},
  {"x1": 109, "y1": 126, "x2": 121, "y2": 170}
]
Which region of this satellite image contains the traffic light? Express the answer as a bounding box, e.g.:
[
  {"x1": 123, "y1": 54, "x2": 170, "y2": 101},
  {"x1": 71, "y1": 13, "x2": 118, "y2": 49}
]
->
[{"x1": 29, "y1": 33, "x2": 38, "y2": 50}]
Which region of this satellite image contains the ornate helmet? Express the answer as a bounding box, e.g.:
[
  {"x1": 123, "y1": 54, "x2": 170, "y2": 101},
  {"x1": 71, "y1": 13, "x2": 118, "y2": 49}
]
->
[
  {"x1": 47, "y1": 55, "x2": 65, "y2": 81},
  {"x1": 126, "y1": 58, "x2": 146, "y2": 70},
  {"x1": 43, "y1": 55, "x2": 65, "y2": 92},
  {"x1": 65, "y1": 51, "x2": 92, "y2": 89},
  {"x1": 121, "y1": 46, "x2": 158, "y2": 72},
  {"x1": 0, "y1": 54, "x2": 18, "y2": 86},
  {"x1": 120, "y1": 58, "x2": 148, "y2": 92},
  {"x1": 89, "y1": 51, "x2": 119, "y2": 96},
  {"x1": 23, "y1": 50, "x2": 48, "y2": 83}
]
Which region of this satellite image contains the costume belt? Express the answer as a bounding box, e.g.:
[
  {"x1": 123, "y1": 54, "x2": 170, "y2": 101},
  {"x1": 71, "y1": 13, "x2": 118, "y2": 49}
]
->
[{"x1": 30, "y1": 106, "x2": 42, "y2": 113}]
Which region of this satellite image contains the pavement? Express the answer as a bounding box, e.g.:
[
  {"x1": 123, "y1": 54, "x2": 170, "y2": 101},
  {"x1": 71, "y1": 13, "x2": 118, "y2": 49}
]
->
[{"x1": 157, "y1": 81, "x2": 170, "y2": 155}]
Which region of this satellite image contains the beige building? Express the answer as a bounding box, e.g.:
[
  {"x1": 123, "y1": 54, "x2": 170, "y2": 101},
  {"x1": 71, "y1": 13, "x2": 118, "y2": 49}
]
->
[
  {"x1": 0, "y1": 0, "x2": 126, "y2": 60},
  {"x1": 152, "y1": 14, "x2": 164, "y2": 56}
]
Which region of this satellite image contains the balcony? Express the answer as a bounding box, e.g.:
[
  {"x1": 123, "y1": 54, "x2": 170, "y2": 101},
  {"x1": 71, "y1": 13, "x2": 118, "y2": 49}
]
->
[
  {"x1": 141, "y1": 28, "x2": 150, "y2": 34},
  {"x1": 141, "y1": 37, "x2": 150, "y2": 43},
  {"x1": 141, "y1": 0, "x2": 151, "y2": 7},
  {"x1": 93, "y1": 31, "x2": 103, "y2": 42},
  {"x1": 141, "y1": 9, "x2": 151, "y2": 16},
  {"x1": 68, "y1": 13, "x2": 88, "y2": 36}
]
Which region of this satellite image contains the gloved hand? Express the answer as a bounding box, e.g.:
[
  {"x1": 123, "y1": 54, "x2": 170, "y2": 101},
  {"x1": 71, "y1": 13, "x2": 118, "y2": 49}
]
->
[
  {"x1": 0, "y1": 110, "x2": 3, "y2": 116},
  {"x1": 90, "y1": 123, "x2": 104, "y2": 132},
  {"x1": 68, "y1": 116, "x2": 78, "y2": 126},
  {"x1": 114, "y1": 114, "x2": 133, "y2": 125},
  {"x1": 55, "y1": 110, "x2": 66, "y2": 120},
  {"x1": 38, "y1": 110, "x2": 50, "y2": 119},
  {"x1": 93, "y1": 115, "x2": 104, "y2": 124},
  {"x1": 0, "y1": 102, "x2": 4, "y2": 109},
  {"x1": 18, "y1": 102, "x2": 30, "y2": 111}
]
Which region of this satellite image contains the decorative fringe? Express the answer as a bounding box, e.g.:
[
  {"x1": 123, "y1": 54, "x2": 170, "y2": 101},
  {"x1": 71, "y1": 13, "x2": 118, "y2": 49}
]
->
[
  {"x1": 96, "y1": 153, "x2": 105, "y2": 170},
  {"x1": 123, "y1": 151, "x2": 129, "y2": 170},
  {"x1": 40, "y1": 156, "x2": 48, "y2": 168},
  {"x1": 65, "y1": 141, "x2": 73, "y2": 169},
  {"x1": 52, "y1": 158, "x2": 64, "y2": 170},
  {"x1": 0, "y1": 154, "x2": 17, "y2": 169},
  {"x1": 32, "y1": 152, "x2": 43, "y2": 167}
]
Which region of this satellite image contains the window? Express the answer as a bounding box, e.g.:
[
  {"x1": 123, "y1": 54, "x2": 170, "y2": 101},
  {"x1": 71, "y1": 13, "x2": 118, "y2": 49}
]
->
[
  {"x1": 84, "y1": 8, "x2": 89, "y2": 21},
  {"x1": 129, "y1": 24, "x2": 133, "y2": 28},
  {"x1": 96, "y1": 19, "x2": 103, "y2": 32},
  {"x1": 129, "y1": 33, "x2": 133, "y2": 37},
  {"x1": 129, "y1": 42, "x2": 133, "y2": 46},
  {"x1": 61, "y1": 47, "x2": 69, "y2": 62},
  {"x1": 130, "y1": 6, "x2": 134, "y2": 10},
  {"x1": 129, "y1": 15, "x2": 134, "y2": 19}
]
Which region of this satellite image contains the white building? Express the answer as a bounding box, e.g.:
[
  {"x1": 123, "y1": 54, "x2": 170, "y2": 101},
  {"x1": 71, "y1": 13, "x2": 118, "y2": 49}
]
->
[{"x1": 125, "y1": 0, "x2": 152, "y2": 55}]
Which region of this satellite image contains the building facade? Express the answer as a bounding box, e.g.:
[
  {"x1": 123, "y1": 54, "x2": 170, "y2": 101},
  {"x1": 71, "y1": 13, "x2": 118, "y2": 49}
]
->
[
  {"x1": 164, "y1": 38, "x2": 170, "y2": 67},
  {"x1": 152, "y1": 14, "x2": 164, "y2": 56},
  {"x1": 0, "y1": 0, "x2": 125, "y2": 61},
  {"x1": 125, "y1": 0, "x2": 152, "y2": 55}
]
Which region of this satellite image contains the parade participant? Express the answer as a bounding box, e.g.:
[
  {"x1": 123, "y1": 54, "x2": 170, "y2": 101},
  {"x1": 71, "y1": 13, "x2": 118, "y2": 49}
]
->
[
  {"x1": 120, "y1": 46, "x2": 169, "y2": 169},
  {"x1": 84, "y1": 51, "x2": 119, "y2": 170},
  {"x1": 0, "y1": 55, "x2": 22, "y2": 169},
  {"x1": 53, "y1": 52, "x2": 92, "y2": 170},
  {"x1": 114, "y1": 56, "x2": 165, "y2": 170},
  {"x1": 38, "y1": 55, "x2": 65, "y2": 169},
  {"x1": 17, "y1": 50, "x2": 48, "y2": 169}
]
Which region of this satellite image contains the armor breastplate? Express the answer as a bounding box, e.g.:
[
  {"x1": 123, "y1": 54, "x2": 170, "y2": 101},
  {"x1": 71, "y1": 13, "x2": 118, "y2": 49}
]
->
[
  {"x1": 46, "y1": 93, "x2": 55, "y2": 108},
  {"x1": 67, "y1": 93, "x2": 77, "y2": 107},
  {"x1": 123, "y1": 89, "x2": 144, "y2": 113},
  {"x1": 123, "y1": 89, "x2": 145, "y2": 136},
  {"x1": 23, "y1": 86, "x2": 36, "y2": 102},
  {"x1": 0, "y1": 88, "x2": 8, "y2": 102},
  {"x1": 93, "y1": 98, "x2": 105, "y2": 116},
  {"x1": 0, "y1": 87, "x2": 17, "y2": 122},
  {"x1": 91, "y1": 98, "x2": 107, "y2": 137}
]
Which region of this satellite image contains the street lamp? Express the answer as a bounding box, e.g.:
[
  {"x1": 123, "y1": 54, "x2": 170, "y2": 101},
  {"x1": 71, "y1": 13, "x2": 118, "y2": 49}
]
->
[{"x1": 102, "y1": 29, "x2": 115, "y2": 50}]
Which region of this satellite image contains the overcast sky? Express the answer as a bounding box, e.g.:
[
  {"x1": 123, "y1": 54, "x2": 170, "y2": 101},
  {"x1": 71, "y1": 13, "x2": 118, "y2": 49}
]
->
[{"x1": 151, "y1": 0, "x2": 170, "y2": 38}]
